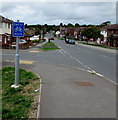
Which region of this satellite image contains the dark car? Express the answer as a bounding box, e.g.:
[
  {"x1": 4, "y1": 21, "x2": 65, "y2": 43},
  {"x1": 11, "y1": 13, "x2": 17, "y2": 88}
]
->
[
  {"x1": 68, "y1": 40, "x2": 75, "y2": 44},
  {"x1": 65, "y1": 39, "x2": 69, "y2": 43},
  {"x1": 65, "y1": 39, "x2": 75, "y2": 44}
]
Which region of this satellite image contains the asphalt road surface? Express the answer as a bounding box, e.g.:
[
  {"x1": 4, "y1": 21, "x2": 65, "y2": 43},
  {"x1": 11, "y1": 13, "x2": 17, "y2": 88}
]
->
[
  {"x1": 2, "y1": 37, "x2": 116, "y2": 83},
  {"x1": 1, "y1": 36, "x2": 116, "y2": 118}
]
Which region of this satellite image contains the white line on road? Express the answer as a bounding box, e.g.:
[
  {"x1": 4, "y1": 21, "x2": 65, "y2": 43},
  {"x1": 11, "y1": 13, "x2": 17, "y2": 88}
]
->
[
  {"x1": 59, "y1": 50, "x2": 65, "y2": 56},
  {"x1": 3, "y1": 54, "x2": 15, "y2": 56},
  {"x1": 61, "y1": 49, "x2": 91, "y2": 70},
  {"x1": 60, "y1": 49, "x2": 117, "y2": 85},
  {"x1": 98, "y1": 54, "x2": 113, "y2": 59}
]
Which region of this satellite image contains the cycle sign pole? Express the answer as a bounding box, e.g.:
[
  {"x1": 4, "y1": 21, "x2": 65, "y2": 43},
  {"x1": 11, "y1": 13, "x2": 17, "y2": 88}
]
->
[{"x1": 11, "y1": 20, "x2": 24, "y2": 88}]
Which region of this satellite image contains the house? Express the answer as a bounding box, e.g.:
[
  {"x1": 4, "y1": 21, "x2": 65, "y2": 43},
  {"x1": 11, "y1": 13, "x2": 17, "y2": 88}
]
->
[
  {"x1": 100, "y1": 24, "x2": 118, "y2": 47},
  {"x1": 74, "y1": 27, "x2": 85, "y2": 40},
  {"x1": 0, "y1": 15, "x2": 13, "y2": 48},
  {"x1": 60, "y1": 27, "x2": 67, "y2": 38},
  {"x1": 23, "y1": 29, "x2": 35, "y2": 40},
  {"x1": 67, "y1": 28, "x2": 75, "y2": 38}
]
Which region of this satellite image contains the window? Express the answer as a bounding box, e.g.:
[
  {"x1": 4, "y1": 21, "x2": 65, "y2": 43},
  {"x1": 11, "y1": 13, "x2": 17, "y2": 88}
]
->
[
  {"x1": 0, "y1": 22, "x2": 2, "y2": 28},
  {"x1": 8, "y1": 23, "x2": 10, "y2": 28},
  {"x1": 5, "y1": 23, "x2": 7, "y2": 28}
]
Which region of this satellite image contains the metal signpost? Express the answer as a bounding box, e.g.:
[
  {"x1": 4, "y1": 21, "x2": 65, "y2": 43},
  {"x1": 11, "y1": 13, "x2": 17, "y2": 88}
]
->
[{"x1": 11, "y1": 20, "x2": 24, "y2": 88}]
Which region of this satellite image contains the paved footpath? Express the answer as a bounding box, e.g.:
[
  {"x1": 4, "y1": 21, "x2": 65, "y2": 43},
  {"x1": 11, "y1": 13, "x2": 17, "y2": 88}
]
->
[
  {"x1": 2, "y1": 61, "x2": 116, "y2": 118},
  {"x1": 29, "y1": 62, "x2": 116, "y2": 118}
]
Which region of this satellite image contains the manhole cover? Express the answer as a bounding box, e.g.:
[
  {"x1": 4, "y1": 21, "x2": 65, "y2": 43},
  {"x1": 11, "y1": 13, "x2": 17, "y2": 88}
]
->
[{"x1": 75, "y1": 81, "x2": 94, "y2": 86}]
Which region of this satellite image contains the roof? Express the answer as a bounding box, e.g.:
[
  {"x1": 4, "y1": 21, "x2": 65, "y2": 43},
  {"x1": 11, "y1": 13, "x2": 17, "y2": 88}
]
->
[
  {"x1": 101, "y1": 24, "x2": 118, "y2": 30},
  {"x1": 74, "y1": 27, "x2": 85, "y2": 32},
  {"x1": 0, "y1": 15, "x2": 13, "y2": 23}
]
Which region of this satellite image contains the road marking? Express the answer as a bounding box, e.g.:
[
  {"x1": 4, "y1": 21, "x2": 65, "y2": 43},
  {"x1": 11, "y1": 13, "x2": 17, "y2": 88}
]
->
[
  {"x1": 3, "y1": 54, "x2": 15, "y2": 56},
  {"x1": 19, "y1": 60, "x2": 33, "y2": 64},
  {"x1": 61, "y1": 49, "x2": 91, "y2": 70},
  {"x1": 59, "y1": 50, "x2": 66, "y2": 56},
  {"x1": 98, "y1": 54, "x2": 112, "y2": 59},
  {"x1": 4, "y1": 60, "x2": 33, "y2": 64},
  {"x1": 60, "y1": 49, "x2": 117, "y2": 85},
  {"x1": 4, "y1": 60, "x2": 14, "y2": 62},
  {"x1": 29, "y1": 51, "x2": 42, "y2": 53}
]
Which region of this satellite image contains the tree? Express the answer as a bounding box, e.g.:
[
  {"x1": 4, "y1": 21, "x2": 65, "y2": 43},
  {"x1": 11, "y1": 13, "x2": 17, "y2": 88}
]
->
[
  {"x1": 81, "y1": 26, "x2": 102, "y2": 42},
  {"x1": 60, "y1": 23, "x2": 63, "y2": 27},
  {"x1": 25, "y1": 24, "x2": 28, "y2": 28},
  {"x1": 67, "y1": 23, "x2": 73, "y2": 27},
  {"x1": 75, "y1": 23, "x2": 80, "y2": 27},
  {"x1": 35, "y1": 31, "x2": 40, "y2": 35}
]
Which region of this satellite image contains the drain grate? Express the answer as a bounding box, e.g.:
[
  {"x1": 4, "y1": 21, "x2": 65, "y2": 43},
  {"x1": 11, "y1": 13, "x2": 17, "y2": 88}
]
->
[{"x1": 75, "y1": 81, "x2": 94, "y2": 86}]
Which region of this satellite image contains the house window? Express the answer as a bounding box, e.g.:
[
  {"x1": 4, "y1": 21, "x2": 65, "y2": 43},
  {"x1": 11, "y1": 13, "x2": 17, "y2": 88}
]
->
[
  {"x1": 5, "y1": 23, "x2": 7, "y2": 28},
  {"x1": 0, "y1": 22, "x2": 2, "y2": 28},
  {"x1": 8, "y1": 23, "x2": 10, "y2": 28}
]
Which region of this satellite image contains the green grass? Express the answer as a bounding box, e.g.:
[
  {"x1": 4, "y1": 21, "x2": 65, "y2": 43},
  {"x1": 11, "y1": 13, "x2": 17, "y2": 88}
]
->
[
  {"x1": 58, "y1": 38, "x2": 64, "y2": 40},
  {"x1": 41, "y1": 42, "x2": 60, "y2": 51},
  {"x1": 79, "y1": 42, "x2": 118, "y2": 50},
  {"x1": 1, "y1": 66, "x2": 40, "y2": 119}
]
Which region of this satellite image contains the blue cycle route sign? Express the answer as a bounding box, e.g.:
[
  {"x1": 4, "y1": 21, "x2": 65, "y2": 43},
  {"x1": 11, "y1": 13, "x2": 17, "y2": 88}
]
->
[{"x1": 12, "y1": 22, "x2": 24, "y2": 37}]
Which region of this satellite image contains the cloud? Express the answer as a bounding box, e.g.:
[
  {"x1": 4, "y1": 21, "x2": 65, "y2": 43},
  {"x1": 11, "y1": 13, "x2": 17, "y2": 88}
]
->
[{"x1": 1, "y1": 2, "x2": 116, "y2": 25}]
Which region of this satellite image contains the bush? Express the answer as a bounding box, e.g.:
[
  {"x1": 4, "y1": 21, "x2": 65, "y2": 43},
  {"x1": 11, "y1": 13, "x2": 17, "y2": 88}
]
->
[{"x1": 31, "y1": 40, "x2": 40, "y2": 43}]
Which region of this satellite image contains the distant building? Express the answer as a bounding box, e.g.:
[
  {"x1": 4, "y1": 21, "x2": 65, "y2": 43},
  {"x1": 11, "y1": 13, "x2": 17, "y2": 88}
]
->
[
  {"x1": 60, "y1": 27, "x2": 67, "y2": 38},
  {"x1": 0, "y1": 15, "x2": 13, "y2": 48},
  {"x1": 74, "y1": 27, "x2": 85, "y2": 40},
  {"x1": 100, "y1": 24, "x2": 118, "y2": 47}
]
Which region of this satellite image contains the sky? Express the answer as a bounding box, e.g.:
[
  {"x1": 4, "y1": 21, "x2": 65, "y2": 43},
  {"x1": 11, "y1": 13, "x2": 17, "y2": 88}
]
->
[{"x1": 1, "y1": 1, "x2": 117, "y2": 25}]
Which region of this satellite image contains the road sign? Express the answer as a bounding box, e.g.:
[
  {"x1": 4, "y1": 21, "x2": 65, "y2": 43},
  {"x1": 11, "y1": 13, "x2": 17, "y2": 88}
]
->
[{"x1": 12, "y1": 22, "x2": 24, "y2": 37}]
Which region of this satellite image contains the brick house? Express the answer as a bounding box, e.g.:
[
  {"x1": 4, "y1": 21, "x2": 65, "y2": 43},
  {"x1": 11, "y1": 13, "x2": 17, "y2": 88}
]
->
[
  {"x1": 0, "y1": 15, "x2": 14, "y2": 48},
  {"x1": 60, "y1": 27, "x2": 67, "y2": 38},
  {"x1": 100, "y1": 24, "x2": 118, "y2": 47},
  {"x1": 74, "y1": 27, "x2": 85, "y2": 40},
  {"x1": 67, "y1": 28, "x2": 75, "y2": 38}
]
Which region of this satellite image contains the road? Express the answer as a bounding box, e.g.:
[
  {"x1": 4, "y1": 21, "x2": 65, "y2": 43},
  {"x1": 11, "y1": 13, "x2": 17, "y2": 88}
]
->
[
  {"x1": 53, "y1": 38, "x2": 116, "y2": 83},
  {"x1": 1, "y1": 36, "x2": 116, "y2": 118},
  {"x1": 2, "y1": 36, "x2": 116, "y2": 83}
]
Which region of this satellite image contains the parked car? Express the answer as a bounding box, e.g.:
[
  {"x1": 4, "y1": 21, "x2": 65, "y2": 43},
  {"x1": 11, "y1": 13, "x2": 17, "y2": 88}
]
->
[
  {"x1": 12, "y1": 39, "x2": 27, "y2": 44},
  {"x1": 30, "y1": 35, "x2": 39, "y2": 40},
  {"x1": 11, "y1": 39, "x2": 27, "y2": 49},
  {"x1": 49, "y1": 37, "x2": 54, "y2": 40}
]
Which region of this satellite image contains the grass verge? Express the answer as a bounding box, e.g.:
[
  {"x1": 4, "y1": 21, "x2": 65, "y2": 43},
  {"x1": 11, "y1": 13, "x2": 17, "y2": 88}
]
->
[
  {"x1": 78, "y1": 42, "x2": 118, "y2": 50},
  {"x1": 41, "y1": 42, "x2": 60, "y2": 51},
  {"x1": 58, "y1": 38, "x2": 64, "y2": 40},
  {"x1": 1, "y1": 66, "x2": 40, "y2": 119}
]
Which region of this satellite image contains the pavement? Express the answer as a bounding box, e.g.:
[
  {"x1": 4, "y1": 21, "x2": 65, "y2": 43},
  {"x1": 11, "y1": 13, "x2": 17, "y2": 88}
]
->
[{"x1": 76, "y1": 41, "x2": 116, "y2": 54}]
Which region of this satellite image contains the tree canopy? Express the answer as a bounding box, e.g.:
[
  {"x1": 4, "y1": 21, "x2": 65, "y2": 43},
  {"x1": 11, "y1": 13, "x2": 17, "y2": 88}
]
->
[{"x1": 81, "y1": 26, "x2": 102, "y2": 41}]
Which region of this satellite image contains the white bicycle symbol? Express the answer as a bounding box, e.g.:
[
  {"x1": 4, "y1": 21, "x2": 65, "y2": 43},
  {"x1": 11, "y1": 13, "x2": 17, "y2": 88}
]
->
[{"x1": 14, "y1": 27, "x2": 22, "y2": 32}]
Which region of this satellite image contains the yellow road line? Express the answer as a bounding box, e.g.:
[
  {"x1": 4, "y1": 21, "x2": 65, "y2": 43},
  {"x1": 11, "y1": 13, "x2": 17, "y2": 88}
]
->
[
  {"x1": 4, "y1": 60, "x2": 33, "y2": 64},
  {"x1": 29, "y1": 51, "x2": 42, "y2": 53},
  {"x1": 19, "y1": 60, "x2": 33, "y2": 64}
]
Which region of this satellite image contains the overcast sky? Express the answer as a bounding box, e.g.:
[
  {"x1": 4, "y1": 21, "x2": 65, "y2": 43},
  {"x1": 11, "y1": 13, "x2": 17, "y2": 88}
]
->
[{"x1": 1, "y1": 2, "x2": 117, "y2": 25}]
